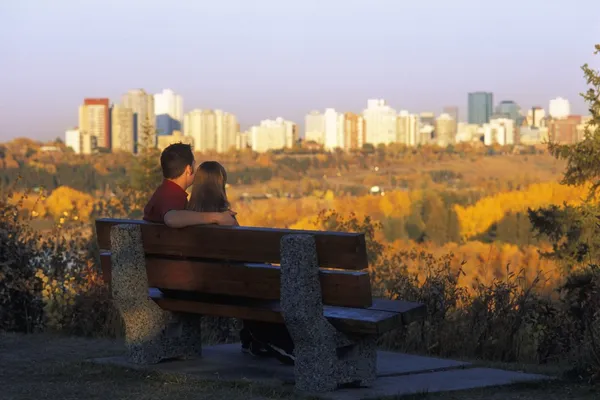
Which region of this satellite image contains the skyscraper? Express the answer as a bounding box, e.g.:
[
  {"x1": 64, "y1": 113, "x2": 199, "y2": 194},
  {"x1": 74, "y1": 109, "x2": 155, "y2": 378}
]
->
[
  {"x1": 324, "y1": 108, "x2": 344, "y2": 150},
  {"x1": 122, "y1": 89, "x2": 155, "y2": 150},
  {"x1": 78, "y1": 98, "x2": 110, "y2": 149},
  {"x1": 183, "y1": 109, "x2": 238, "y2": 153},
  {"x1": 468, "y1": 92, "x2": 493, "y2": 125},
  {"x1": 494, "y1": 100, "x2": 523, "y2": 125},
  {"x1": 154, "y1": 89, "x2": 183, "y2": 136},
  {"x1": 397, "y1": 111, "x2": 421, "y2": 147},
  {"x1": 344, "y1": 112, "x2": 366, "y2": 150},
  {"x1": 304, "y1": 110, "x2": 326, "y2": 145},
  {"x1": 435, "y1": 113, "x2": 457, "y2": 146}
]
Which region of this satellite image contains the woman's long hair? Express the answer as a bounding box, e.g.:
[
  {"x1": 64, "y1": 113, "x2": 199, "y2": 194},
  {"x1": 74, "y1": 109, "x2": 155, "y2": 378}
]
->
[{"x1": 187, "y1": 161, "x2": 230, "y2": 212}]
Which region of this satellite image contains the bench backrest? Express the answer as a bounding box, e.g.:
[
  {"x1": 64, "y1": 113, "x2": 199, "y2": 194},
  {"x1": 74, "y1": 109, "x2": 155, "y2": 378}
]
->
[{"x1": 95, "y1": 218, "x2": 372, "y2": 308}]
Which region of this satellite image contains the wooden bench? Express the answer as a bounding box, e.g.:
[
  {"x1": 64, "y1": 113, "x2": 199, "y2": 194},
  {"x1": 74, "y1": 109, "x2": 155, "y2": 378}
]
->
[{"x1": 95, "y1": 218, "x2": 425, "y2": 392}]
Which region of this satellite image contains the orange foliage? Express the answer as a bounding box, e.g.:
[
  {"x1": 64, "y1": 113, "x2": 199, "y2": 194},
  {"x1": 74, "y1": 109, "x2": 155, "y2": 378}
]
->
[{"x1": 44, "y1": 186, "x2": 96, "y2": 221}]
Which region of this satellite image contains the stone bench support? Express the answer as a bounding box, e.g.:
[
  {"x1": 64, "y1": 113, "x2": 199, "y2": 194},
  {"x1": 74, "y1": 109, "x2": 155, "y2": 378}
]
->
[
  {"x1": 280, "y1": 234, "x2": 377, "y2": 393},
  {"x1": 110, "y1": 224, "x2": 202, "y2": 364}
]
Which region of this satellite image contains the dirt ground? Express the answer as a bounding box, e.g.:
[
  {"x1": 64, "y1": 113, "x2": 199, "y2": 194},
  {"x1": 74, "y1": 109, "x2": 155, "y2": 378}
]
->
[{"x1": 0, "y1": 333, "x2": 597, "y2": 400}]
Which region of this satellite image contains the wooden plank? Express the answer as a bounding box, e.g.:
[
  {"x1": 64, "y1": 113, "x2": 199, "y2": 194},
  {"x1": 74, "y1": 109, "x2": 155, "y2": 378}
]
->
[
  {"x1": 149, "y1": 289, "x2": 403, "y2": 335},
  {"x1": 99, "y1": 253, "x2": 372, "y2": 308},
  {"x1": 95, "y1": 218, "x2": 368, "y2": 270},
  {"x1": 369, "y1": 298, "x2": 427, "y2": 325}
]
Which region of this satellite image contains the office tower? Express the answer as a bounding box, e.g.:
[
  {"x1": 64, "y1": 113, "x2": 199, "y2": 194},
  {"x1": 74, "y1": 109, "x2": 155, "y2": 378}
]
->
[
  {"x1": 122, "y1": 89, "x2": 155, "y2": 150},
  {"x1": 250, "y1": 118, "x2": 296, "y2": 152},
  {"x1": 419, "y1": 112, "x2": 436, "y2": 127},
  {"x1": 483, "y1": 118, "x2": 515, "y2": 146},
  {"x1": 344, "y1": 112, "x2": 366, "y2": 150},
  {"x1": 78, "y1": 98, "x2": 110, "y2": 149},
  {"x1": 468, "y1": 92, "x2": 493, "y2": 124},
  {"x1": 435, "y1": 113, "x2": 457, "y2": 146},
  {"x1": 549, "y1": 97, "x2": 571, "y2": 119},
  {"x1": 111, "y1": 105, "x2": 135, "y2": 153},
  {"x1": 443, "y1": 106, "x2": 459, "y2": 123},
  {"x1": 362, "y1": 99, "x2": 397, "y2": 145},
  {"x1": 154, "y1": 89, "x2": 183, "y2": 136},
  {"x1": 494, "y1": 100, "x2": 523, "y2": 125},
  {"x1": 305, "y1": 110, "x2": 326, "y2": 145},
  {"x1": 396, "y1": 110, "x2": 421, "y2": 146}
]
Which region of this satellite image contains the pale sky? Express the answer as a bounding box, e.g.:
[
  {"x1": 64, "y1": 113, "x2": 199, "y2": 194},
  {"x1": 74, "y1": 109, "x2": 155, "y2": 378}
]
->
[{"x1": 1, "y1": 0, "x2": 599, "y2": 141}]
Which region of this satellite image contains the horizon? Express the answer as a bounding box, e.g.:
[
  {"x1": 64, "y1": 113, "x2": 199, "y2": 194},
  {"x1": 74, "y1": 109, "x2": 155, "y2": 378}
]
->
[{"x1": 1, "y1": 0, "x2": 599, "y2": 141}]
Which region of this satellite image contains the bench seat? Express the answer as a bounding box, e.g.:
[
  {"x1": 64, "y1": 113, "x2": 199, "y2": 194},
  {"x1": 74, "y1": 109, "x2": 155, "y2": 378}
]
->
[{"x1": 150, "y1": 288, "x2": 425, "y2": 336}]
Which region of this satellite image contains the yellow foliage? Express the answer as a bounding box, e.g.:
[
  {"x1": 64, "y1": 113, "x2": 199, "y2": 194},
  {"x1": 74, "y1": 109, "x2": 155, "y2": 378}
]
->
[
  {"x1": 45, "y1": 186, "x2": 96, "y2": 221},
  {"x1": 454, "y1": 182, "x2": 591, "y2": 240}
]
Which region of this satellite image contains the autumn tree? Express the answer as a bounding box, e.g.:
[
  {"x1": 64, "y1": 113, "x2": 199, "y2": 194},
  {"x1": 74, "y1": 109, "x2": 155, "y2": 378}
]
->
[{"x1": 130, "y1": 116, "x2": 162, "y2": 207}]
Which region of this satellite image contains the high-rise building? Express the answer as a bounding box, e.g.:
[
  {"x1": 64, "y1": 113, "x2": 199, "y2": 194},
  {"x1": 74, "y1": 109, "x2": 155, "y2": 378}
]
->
[
  {"x1": 548, "y1": 115, "x2": 582, "y2": 144},
  {"x1": 154, "y1": 89, "x2": 183, "y2": 136},
  {"x1": 249, "y1": 118, "x2": 296, "y2": 152},
  {"x1": 468, "y1": 92, "x2": 493, "y2": 125},
  {"x1": 396, "y1": 111, "x2": 421, "y2": 146},
  {"x1": 122, "y1": 89, "x2": 155, "y2": 150},
  {"x1": 483, "y1": 118, "x2": 515, "y2": 146},
  {"x1": 215, "y1": 110, "x2": 239, "y2": 153},
  {"x1": 344, "y1": 112, "x2": 366, "y2": 150},
  {"x1": 111, "y1": 105, "x2": 135, "y2": 153},
  {"x1": 443, "y1": 106, "x2": 459, "y2": 123},
  {"x1": 455, "y1": 123, "x2": 481, "y2": 143},
  {"x1": 65, "y1": 128, "x2": 97, "y2": 154},
  {"x1": 305, "y1": 111, "x2": 326, "y2": 145},
  {"x1": 419, "y1": 112, "x2": 436, "y2": 127},
  {"x1": 526, "y1": 107, "x2": 546, "y2": 128},
  {"x1": 435, "y1": 113, "x2": 457, "y2": 146},
  {"x1": 237, "y1": 131, "x2": 250, "y2": 150},
  {"x1": 494, "y1": 100, "x2": 523, "y2": 125},
  {"x1": 362, "y1": 99, "x2": 397, "y2": 145},
  {"x1": 549, "y1": 97, "x2": 571, "y2": 119},
  {"x1": 183, "y1": 109, "x2": 239, "y2": 153},
  {"x1": 78, "y1": 98, "x2": 110, "y2": 149},
  {"x1": 323, "y1": 108, "x2": 345, "y2": 150},
  {"x1": 157, "y1": 130, "x2": 194, "y2": 151}
]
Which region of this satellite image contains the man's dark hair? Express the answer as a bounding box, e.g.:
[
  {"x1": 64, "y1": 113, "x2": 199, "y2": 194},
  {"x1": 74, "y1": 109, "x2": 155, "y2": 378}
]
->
[{"x1": 160, "y1": 143, "x2": 194, "y2": 179}]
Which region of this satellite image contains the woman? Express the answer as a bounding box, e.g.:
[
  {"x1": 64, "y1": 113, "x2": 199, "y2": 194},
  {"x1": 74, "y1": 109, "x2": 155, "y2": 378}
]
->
[
  {"x1": 187, "y1": 161, "x2": 295, "y2": 365},
  {"x1": 187, "y1": 161, "x2": 238, "y2": 225}
]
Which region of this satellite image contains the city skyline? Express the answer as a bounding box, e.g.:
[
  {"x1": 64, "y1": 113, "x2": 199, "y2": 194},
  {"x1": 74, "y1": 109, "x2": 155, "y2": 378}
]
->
[{"x1": 1, "y1": 0, "x2": 599, "y2": 141}]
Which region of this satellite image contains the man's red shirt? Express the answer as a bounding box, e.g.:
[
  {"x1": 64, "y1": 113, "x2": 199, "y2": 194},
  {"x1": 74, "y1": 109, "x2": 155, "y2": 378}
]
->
[{"x1": 143, "y1": 179, "x2": 188, "y2": 223}]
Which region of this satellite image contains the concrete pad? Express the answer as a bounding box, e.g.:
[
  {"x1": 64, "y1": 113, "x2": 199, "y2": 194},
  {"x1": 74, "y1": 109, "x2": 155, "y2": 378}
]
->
[
  {"x1": 89, "y1": 343, "x2": 550, "y2": 399},
  {"x1": 321, "y1": 368, "x2": 552, "y2": 400}
]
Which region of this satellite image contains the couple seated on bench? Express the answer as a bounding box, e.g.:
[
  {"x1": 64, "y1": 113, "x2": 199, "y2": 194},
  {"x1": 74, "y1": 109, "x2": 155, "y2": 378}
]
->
[{"x1": 143, "y1": 143, "x2": 295, "y2": 365}]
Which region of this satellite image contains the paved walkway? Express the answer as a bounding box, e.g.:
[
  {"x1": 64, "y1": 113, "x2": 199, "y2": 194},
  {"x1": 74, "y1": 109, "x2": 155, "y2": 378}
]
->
[{"x1": 92, "y1": 343, "x2": 551, "y2": 399}]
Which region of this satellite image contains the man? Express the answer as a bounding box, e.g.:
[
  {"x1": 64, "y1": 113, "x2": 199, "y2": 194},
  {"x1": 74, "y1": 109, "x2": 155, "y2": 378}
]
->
[
  {"x1": 144, "y1": 143, "x2": 294, "y2": 365},
  {"x1": 143, "y1": 143, "x2": 236, "y2": 226}
]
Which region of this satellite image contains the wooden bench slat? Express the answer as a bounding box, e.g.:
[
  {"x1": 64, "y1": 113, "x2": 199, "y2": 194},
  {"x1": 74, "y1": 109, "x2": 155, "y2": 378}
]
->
[
  {"x1": 100, "y1": 252, "x2": 372, "y2": 308},
  {"x1": 95, "y1": 218, "x2": 368, "y2": 270},
  {"x1": 149, "y1": 289, "x2": 414, "y2": 336}
]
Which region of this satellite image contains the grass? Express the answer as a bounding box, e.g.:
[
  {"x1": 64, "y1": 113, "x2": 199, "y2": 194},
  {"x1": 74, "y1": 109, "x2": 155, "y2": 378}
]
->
[{"x1": 0, "y1": 332, "x2": 597, "y2": 400}]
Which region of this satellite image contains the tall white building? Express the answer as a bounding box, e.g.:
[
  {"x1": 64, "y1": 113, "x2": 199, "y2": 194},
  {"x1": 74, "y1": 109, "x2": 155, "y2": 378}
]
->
[
  {"x1": 65, "y1": 129, "x2": 82, "y2": 154},
  {"x1": 154, "y1": 89, "x2": 183, "y2": 136},
  {"x1": 122, "y1": 89, "x2": 155, "y2": 150},
  {"x1": 250, "y1": 118, "x2": 296, "y2": 152},
  {"x1": 183, "y1": 109, "x2": 238, "y2": 153},
  {"x1": 305, "y1": 110, "x2": 326, "y2": 145},
  {"x1": 396, "y1": 110, "x2": 421, "y2": 146},
  {"x1": 484, "y1": 118, "x2": 515, "y2": 146},
  {"x1": 362, "y1": 99, "x2": 397, "y2": 145},
  {"x1": 323, "y1": 108, "x2": 345, "y2": 150},
  {"x1": 549, "y1": 97, "x2": 571, "y2": 119}
]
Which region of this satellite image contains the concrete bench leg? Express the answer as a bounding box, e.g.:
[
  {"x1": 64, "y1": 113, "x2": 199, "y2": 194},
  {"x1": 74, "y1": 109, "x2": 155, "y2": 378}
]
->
[
  {"x1": 280, "y1": 234, "x2": 377, "y2": 393},
  {"x1": 110, "y1": 224, "x2": 202, "y2": 364}
]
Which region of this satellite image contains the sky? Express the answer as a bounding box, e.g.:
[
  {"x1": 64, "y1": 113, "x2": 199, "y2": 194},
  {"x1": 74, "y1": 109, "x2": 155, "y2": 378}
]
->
[{"x1": 0, "y1": 0, "x2": 599, "y2": 142}]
